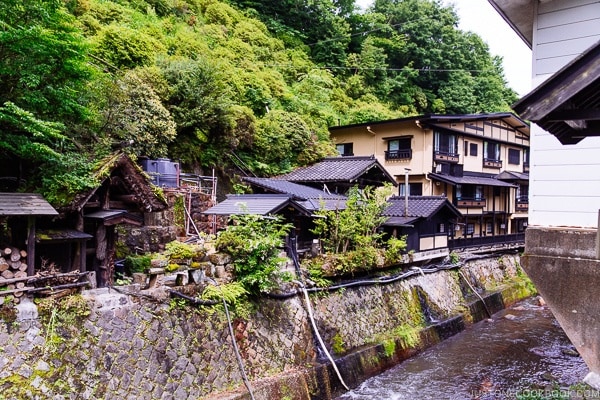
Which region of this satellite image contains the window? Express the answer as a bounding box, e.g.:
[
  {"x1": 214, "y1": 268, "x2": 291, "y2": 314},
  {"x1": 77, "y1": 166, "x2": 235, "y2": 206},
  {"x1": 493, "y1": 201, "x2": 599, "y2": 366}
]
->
[
  {"x1": 399, "y1": 182, "x2": 423, "y2": 196},
  {"x1": 470, "y1": 143, "x2": 478, "y2": 156},
  {"x1": 484, "y1": 141, "x2": 500, "y2": 161},
  {"x1": 523, "y1": 149, "x2": 530, "y2": 168},
  {"x1": 464, "y1": 141, "x2": 469, "y2": 156},
  {"x1": 434, "y1": 131, "x2": 458, "y2": 156},
  {"x1": 466, "y1": 223, "x2": 475, "y2": 235},
  {"x1": 437, "y1": 223, "x2": 446, "y2": 233},
  {"x1": 456, "y1": 184, "x2": 483, "y2": 200},
  {"x1": 486, "y1": 222, "x2": 493, "y2": 234},
  {"x1": 336, "y1": 143, "x2": 353, "y2": 157},
  {"x1": 385, "y1": 137, "x2": 412, "y2": 160},
  {"x1": 508, "y1": 148, "x2": 520, "y2": 165}
]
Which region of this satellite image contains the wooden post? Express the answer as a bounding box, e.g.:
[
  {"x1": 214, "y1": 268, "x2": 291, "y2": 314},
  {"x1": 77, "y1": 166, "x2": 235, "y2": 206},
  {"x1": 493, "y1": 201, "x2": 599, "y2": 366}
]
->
[
  {"x1": 80, "y1": 240, "x2": 87, "y2": 273},
  {"x1": 27, "y1": 216, "x2": 35, "y2": 276}
]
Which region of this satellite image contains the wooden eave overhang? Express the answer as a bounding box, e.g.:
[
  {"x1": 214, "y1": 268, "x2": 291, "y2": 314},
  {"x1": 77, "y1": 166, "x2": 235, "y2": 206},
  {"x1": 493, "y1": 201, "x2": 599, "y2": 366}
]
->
[
  {"x1": 0, "y1": 193, "x2": 58, "y2": 216},
  {"x1": 513, "y1": 40, "x2": 600, "y2": 145}
]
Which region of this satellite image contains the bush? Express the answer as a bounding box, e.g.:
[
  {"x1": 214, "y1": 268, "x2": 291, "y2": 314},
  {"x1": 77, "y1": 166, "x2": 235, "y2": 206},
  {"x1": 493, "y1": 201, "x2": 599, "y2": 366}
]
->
[{"x1": 215, "y1": 214, "x2": 292, "y2": 294}]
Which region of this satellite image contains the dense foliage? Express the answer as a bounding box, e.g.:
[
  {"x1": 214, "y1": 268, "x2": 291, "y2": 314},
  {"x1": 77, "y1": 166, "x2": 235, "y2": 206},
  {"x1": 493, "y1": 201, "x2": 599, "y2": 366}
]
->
[{"x1": 0, "y1": 0, "x2": 518, "y2": 204}]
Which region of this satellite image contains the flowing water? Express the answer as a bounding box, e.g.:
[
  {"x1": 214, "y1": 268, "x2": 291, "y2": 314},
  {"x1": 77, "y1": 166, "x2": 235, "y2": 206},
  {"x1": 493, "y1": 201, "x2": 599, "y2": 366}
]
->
[{"x1": 337, "y1": 298, "x2": 598, "y2": 400}]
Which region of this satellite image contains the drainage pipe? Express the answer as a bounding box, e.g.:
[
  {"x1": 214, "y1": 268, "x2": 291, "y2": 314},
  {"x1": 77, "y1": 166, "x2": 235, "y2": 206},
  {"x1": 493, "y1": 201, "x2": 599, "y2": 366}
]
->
[
  {"x1": 458, "y1": 270, "x2": 492, "y2": 318},
  {"x1": 205, "y1": 278, "x2": 256, "y2": 400},
  {"x1": 299, "y1": 282, "x2": 350, "y2": 392}
]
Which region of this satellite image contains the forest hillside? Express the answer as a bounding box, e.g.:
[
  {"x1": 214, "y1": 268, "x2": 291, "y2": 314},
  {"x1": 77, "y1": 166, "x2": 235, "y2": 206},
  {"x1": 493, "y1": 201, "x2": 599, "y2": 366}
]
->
[{"x1": 0, "y1": 0, "x2": 518, "y2": 204}]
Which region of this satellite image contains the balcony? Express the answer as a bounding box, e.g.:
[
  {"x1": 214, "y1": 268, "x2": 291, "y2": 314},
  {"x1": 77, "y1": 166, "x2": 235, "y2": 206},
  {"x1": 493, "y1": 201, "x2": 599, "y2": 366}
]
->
[
  {"x1": 385, "y1": 149, "x2": 412, "y2": 160},
  {"x1": 516, "y1": 195, "x2": 529, "y2": 211},
  {"x1": 483, "y1": 158, "x2": 502, "y2": 168},
  {"x1": 434, "y1": 151, "x2": 459, "y2": 163},
  {"x1": 455, "y1": 197, "x2": 486, "y2": 208}
]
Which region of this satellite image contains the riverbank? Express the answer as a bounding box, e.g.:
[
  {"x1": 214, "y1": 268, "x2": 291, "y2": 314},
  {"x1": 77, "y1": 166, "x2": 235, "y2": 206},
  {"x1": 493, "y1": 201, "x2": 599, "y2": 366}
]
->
[{"x1": 0, "y1": 252, "x2": 534, "y2": 399}]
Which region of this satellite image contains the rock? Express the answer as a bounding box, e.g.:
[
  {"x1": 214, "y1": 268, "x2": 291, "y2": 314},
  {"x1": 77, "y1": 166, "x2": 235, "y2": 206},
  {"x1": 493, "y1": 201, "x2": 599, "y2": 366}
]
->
[
  {"x1": 538, "y1": 297, "x2": 546, "y2": 306},
  {"x1": 504, "y1": 313, "x2": 517, "y2": 320},
  {"x1": 208, "y1": 253, "x2": 231, "y2": 266},
  {"x1": 562, "y1": 347, "x2": 580, "y2": 357}
]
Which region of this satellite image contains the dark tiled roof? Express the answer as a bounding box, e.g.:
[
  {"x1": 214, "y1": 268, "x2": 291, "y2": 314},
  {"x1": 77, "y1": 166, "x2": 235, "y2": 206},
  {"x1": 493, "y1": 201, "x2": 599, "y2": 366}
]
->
[
  {"x1": 243, "y1": 177, "x2": 345, "y2": 200},
  {"x1": 496, "y1": 171, "x2": 529, "y2": 181},
  {"x1": 0, "y1": 193, "x2": 58, "y2": 216},
  {"x1": 299, "y1": 198, "x2": 347, "y2": 212},
  {"x1": 429, "y1": 173, "x2": 517, "y2": 188},
  {"x1": 278, "y1": 156, "x2": 396, "y2": 185},
  {"x1": 383, "y1": 196, "x2": 461, "y2": 218},
  {"x1": 202, "y1": 194, "x2": 310, "y2": 216}
]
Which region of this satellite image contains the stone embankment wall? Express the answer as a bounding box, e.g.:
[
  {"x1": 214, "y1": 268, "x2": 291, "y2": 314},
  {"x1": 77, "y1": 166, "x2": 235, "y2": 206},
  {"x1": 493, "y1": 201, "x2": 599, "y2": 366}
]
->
[{"x1": 0, "y1": 253, "x2": 534, "y2": 400}]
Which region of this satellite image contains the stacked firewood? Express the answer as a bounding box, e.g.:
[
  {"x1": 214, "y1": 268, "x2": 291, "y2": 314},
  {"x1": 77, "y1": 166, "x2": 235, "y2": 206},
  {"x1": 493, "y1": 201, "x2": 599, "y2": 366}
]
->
[{"x1": 0, "y1": 247, "x2": 29, "y2": 304}]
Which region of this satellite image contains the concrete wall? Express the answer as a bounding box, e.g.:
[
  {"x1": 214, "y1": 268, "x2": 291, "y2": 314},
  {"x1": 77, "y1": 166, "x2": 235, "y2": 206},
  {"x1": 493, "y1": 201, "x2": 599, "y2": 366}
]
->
[{"x1": 0, "y1": 254, "x2": 533, "y2": 400}]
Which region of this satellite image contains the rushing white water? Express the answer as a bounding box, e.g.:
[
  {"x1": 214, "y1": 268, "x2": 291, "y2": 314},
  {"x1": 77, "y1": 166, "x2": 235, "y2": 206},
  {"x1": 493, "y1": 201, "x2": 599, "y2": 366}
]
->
[{"x1": 337, "y1": 298, "x2": 594, "y2": 400}]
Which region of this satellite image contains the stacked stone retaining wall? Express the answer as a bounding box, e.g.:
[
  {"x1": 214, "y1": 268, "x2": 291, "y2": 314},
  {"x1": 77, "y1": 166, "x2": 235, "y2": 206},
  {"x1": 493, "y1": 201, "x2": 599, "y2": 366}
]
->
[{"x1": 0, "y1": 253, "x2": 533, "y2": 400}]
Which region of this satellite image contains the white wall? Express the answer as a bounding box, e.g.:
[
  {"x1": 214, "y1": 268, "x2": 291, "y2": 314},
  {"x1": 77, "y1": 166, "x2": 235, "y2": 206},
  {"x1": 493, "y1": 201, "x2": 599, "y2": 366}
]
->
[{"x1": 528, "y1": 0, "x2": 600, "y2": 228}]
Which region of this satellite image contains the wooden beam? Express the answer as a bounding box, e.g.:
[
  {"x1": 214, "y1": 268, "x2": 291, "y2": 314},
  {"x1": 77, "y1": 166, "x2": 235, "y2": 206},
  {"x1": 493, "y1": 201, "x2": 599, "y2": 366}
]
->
[{"x1": 27, "y1": 216, "x2": 35, "y2": 276}]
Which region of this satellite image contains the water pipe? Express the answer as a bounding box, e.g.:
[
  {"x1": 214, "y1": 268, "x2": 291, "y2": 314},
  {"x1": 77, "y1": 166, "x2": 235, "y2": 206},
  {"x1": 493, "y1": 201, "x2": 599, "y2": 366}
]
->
[
  {"x1": 299, "y1": 281, "x2": 350, "y2": 391},
  {"x1": 205, "y1": 278, "x2": 256, "y2": 400},
  {"x1": 458, "y1": 270, "x2": 492, "y2": 318}
]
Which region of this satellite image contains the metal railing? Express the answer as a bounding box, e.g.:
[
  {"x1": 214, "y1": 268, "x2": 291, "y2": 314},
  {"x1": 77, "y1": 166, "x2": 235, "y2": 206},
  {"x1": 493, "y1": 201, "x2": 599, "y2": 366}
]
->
[
  {"x1": 448, "y1": 233, "x2": 525, "y2": 250},
  {"x1": 385, "y1": 149, "x2": 412, "y2": 160}
]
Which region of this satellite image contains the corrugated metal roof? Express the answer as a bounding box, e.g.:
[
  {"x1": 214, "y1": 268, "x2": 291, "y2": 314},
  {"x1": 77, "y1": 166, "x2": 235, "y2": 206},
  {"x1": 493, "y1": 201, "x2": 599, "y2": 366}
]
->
[
  {"x1": 203, "y1": 194, "x2": 310, "y2": 216},
  {"x1": 243, "y1": 177, "x2": 345, "y2": 200},
  {"x1": 0, "y1": 193, "x2": 58, "y2": 216},
  {"x1": 278, "y1": 156, "x2": 396, "y2": 185},
  {"x1": 429, "y1": 173, "x2": 517, "y2": 188},
  {"x1": 383, "y1": 196, "x2": 461, "y2": 218}
]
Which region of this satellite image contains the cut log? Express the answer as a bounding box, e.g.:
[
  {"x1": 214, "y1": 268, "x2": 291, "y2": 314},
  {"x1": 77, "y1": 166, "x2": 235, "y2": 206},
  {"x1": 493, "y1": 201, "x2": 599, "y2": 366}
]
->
[
  {"x1": 1, "y1": 270, "x2": 14, "y2": 279},
  {"x1": 16, "y1": 282, "x2": 25, "y2": 289},
  {"x1": 2, "y1": 247, "x2": 11, "y2": 257},
  {"x1": 12, "y1": 297, "x2": 20, "y2": 304},
  {"x1": 18, "y1": 263, "x2": 27, "y2": 272},
  {"x1": 14, "y1": 271, "x2": 26, "y2": 279},
  {"x1": 19, "y1": 250, "x2": 27, "y2": 259},
  {"x1": 7, "y1": 283, "x2": 15, "y2": 290},
  {"x1": 13, "y1": 290, "x2": 24, "y2": 298},
  {"x1": 9, "y1": 261, "x2": 21, "y2": 271},
  {"x1": 10, "y1": 248, "x2": 20, "y2": 262},
  {"x1": 0, "y1": 258, "x2": 8, "y2": 272}
]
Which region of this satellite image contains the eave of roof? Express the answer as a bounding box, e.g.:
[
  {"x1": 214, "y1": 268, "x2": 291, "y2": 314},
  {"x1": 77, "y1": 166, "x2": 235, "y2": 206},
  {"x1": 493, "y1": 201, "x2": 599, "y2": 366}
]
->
[
  {"x1": 0, "y1": 193, "x2": 58, "y2": 216},
  {"x1": 487, "y1": 0, "x2": 534, "y2": 48},
  {"x1": 278, "y1": 156, "x2": 397, "y2": 186},
  {"x1": 382, "y1": 196, "x2": 462, "y2": 219},
  {"x1": 513, "y1": 40, "x2": 600, "y2": 145},
  {"x1": 202, "y1": 194, "x2": 311, "y2": 216},
  {"x1": 242, "y1": 177, "x2": 346, "y2": 200},
  {"x1": 429, "y1": 173, "x2": 517, "y2": 188}
]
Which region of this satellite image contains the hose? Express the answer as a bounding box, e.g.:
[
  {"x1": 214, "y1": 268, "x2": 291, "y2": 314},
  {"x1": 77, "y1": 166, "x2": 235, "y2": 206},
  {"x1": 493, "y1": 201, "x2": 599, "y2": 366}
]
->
[
  {"x1": 205, "y1": 277, "x2": 256, "y2": 400},
  {"x1": 458, "y1": 270, "x2": 492, "y2": 318}
]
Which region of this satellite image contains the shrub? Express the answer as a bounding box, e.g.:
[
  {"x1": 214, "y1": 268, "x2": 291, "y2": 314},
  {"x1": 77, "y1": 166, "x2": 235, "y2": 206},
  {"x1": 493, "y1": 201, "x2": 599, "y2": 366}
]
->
[{"x1": 215, "y1": 214, "x2": 292, "y2": 294}]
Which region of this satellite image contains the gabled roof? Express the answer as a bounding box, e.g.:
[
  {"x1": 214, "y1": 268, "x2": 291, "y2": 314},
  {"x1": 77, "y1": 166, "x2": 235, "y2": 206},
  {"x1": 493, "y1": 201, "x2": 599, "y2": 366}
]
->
[
  {"x1": 64, "y1": 152, "x2": 167, "y2": 213},
  {"x1": 202, "y1": 194, "x2": 311, "y2": 216},
  {"x1": 383, "y1": 196, "x2": 462, "y2": 219},
  {"x1": 513, "y1": 40, "x2": 600, "y2": 145},
  {"x1": 496, "y1": 171, "x2": 529, "y2": 181},
  {"x1": 277, "y1": 156, "x2": 397, "y2": 186},
  {"x1": 429, "y1": 172, "x2": 517, "y2": 188},
  {"x1": 242, "y1": 177, "x2": 345, "y2": 200},
  {"x1": 0, "y1": 193, "x2": 58, "y2": 216}
]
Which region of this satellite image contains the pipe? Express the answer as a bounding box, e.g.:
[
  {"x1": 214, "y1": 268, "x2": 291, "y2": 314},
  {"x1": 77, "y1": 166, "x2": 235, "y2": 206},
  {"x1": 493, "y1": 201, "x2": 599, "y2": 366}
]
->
[
  {"x1": 458, "y1": 270, "x2": 492, "y2": 318},
  {"x1": 300, "y1": 282, "x2": 350, "y2": 391}
]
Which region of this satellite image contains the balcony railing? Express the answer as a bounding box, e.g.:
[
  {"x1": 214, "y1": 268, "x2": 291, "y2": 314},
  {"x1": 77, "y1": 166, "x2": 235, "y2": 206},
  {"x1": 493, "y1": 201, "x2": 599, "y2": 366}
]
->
[
  {"x1": 483, "y1": 158, "x2": 502, "y2": 168},
  {"x1": 455, "y1": 197, "x2": 486, "y2": 208},
  {"x1": 434, "y1": 150, "x2": 459, "y2": 163},
  {"x1": 516, "y1": 195, "x2": 529, "y2": 211},
  {"x1": 448, "y1": 233, "x2": 525, "y2": 250},
  {"x1": 385, "y1": 149, "x2": 412, "y2": 160}
]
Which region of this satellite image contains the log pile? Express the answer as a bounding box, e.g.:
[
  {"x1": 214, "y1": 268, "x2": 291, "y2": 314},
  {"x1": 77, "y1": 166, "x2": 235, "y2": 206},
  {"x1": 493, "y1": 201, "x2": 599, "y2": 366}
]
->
[{"x1": 0, "y1": 247, "x2": 29, "y2": 304}]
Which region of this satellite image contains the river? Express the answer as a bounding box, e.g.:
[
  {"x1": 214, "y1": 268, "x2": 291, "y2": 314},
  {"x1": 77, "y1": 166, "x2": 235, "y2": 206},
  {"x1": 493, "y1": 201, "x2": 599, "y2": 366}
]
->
[{"x1": 336, "y1": 297, "x2": 599, "y2": 400}]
